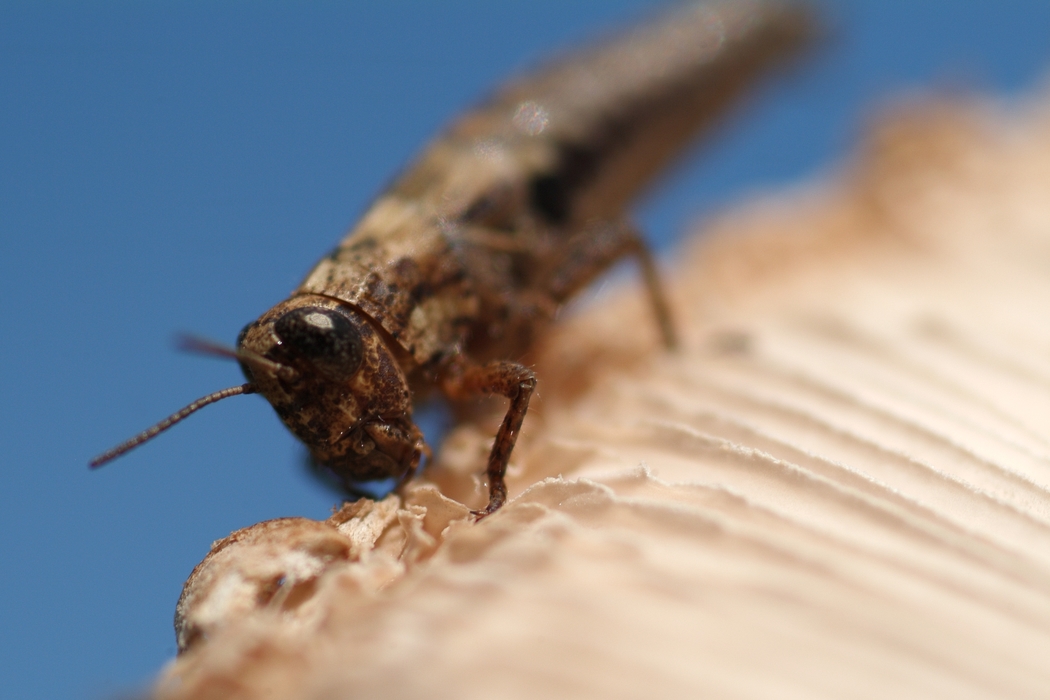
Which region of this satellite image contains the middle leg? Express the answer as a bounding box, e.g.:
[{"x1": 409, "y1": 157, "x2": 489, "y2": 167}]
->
[{"x1": 546, "y1": 219, "x2": 677, "y2": 349}]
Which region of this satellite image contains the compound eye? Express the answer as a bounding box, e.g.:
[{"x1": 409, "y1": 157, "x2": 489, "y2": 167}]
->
[{"x1": 273, "y1": 307, "x2": 363, "y2": 382}]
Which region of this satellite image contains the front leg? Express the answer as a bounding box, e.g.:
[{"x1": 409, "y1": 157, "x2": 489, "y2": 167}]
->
[{"x1": 440, "y1": 358, "x2": 537, "y2": 519}]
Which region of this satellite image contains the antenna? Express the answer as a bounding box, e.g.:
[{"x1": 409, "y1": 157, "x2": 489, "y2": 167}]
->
[
  {"x1": 91, "y1": 335, "x2": 296, "y2": 469},
  {"x1": 177, "y1": 334, "x2": 293, "y2": 380},
  {"x1": 89, "y1": 384, "x2": 257, "y2": 468}
]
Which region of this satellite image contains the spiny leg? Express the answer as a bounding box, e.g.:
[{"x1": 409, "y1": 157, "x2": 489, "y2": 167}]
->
[
  {"x1": 441, "y1": 359, "x2": 537, "y2": 519},
  {"x1": 547, "y1": 219, "x2": 677, "y2": 349}
]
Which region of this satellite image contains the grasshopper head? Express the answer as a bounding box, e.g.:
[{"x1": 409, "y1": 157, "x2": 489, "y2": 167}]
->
[{"x1": 237, "y1": 294, "x2": 424, "y2": 486}]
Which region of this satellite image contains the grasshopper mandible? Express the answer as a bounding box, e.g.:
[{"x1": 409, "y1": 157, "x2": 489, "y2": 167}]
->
[{"x1": 92, "y1": 1, "x2": 812, "y2": 518}]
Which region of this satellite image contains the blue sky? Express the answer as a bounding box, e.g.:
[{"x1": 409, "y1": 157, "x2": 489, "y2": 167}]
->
[{"x1": 3, "y1": 2, "x2": 1050, "y2": 698}]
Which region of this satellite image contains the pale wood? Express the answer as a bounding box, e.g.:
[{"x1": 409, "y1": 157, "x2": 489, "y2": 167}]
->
[{"x1": 157, "y1": 95, "x2": 1050, "y2": 700}]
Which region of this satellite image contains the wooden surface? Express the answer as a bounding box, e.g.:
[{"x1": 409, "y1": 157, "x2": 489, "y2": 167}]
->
[{"x1": 157, "y1": 96, "x2": 1050, "y2": 700}]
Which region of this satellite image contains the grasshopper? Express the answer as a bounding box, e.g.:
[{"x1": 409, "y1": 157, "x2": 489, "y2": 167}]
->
[{"x1": 92, "y1": 1, "x2": 812, "y2": 518}]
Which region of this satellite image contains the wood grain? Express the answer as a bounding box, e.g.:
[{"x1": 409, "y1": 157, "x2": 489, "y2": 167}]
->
[{"x1": 158, "y1": 96, "x2": 1050, "y2": 700}]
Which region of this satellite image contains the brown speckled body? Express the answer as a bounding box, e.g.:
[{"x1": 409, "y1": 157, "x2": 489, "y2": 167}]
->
[
  {"x1": 93, "y1": 1, "x2": 813, "y2": 517},
  {"x1": 236, "y1": 0, "x2": 812, "y2": 517},
  {"x1": 300, "y1": 0, "x2": 812, "y2": 367}
]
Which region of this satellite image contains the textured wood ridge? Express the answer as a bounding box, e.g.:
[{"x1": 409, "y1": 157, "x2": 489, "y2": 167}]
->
[{"x1": 157, "y1": 98, "x2": 1050, "y2": 699}]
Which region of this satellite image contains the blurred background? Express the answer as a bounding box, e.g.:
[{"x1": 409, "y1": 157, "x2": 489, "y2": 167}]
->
[{"x1": 3, "y1": 1, "x2": 1050, "y2": 697}]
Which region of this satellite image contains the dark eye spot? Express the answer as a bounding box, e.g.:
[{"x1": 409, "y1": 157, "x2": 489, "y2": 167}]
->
[
  {"x1": 273, "y1": 307, "x2": 363, "y2": 382},
  {"x1": 529, "y1": 173, "x2": 571, "y2": 224}
]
